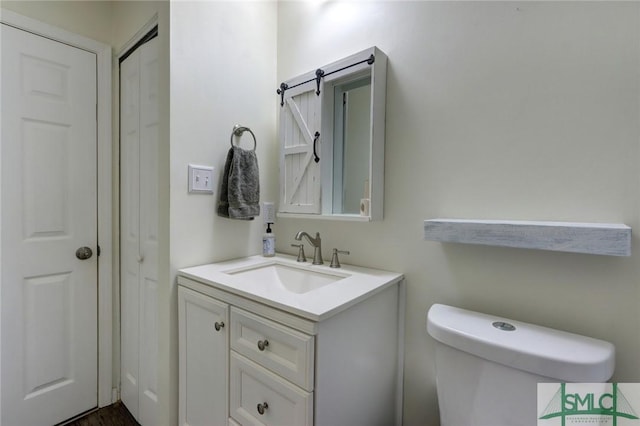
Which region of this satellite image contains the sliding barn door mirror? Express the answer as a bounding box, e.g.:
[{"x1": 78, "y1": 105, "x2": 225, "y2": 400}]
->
[{"x1": 277, "y1": 47, "x2": 387, "y2": 221}]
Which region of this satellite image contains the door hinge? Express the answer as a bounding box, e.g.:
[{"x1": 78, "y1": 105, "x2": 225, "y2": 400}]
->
[{"x1": 97, "y1": 245, "x2": 101, "y2": 257}]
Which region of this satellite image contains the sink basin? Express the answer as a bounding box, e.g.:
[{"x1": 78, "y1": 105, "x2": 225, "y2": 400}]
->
[
  {"x1": 179, "y1": 254, "x2": 405, "y2": 321},
  {"x1": 225, "y1": 262, "x2": 346, "y2": 294}
]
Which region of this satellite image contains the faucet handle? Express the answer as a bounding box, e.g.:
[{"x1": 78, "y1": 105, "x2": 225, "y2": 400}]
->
[
  {"x1": 291, "y1": 244, "x2": 306, "y2": 262},
  {"x1": 330, "y1": 248, "x2": 350, "y2": 268}
]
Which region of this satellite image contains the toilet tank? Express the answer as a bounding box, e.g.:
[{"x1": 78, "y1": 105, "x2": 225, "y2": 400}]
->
[{"x1": 427, "y1": 304, "x2": 615, "y2": 426}]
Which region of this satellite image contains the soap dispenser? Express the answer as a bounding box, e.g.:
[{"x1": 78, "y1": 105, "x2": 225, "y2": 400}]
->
[{"x1": 262, "y1": 223, "x2": 275, "y2": 257}]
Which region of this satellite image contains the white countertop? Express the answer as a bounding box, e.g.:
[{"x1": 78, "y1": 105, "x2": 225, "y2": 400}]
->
[{"x1": 178, "y1": 254, "x2": 404, "y2": 322}]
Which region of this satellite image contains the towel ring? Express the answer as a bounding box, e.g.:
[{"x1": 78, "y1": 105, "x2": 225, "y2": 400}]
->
[{"x1": 230, "y1": 124, "x2": 257, "y2": 152}]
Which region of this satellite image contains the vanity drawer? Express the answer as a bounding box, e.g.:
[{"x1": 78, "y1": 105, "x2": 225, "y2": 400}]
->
[
  {"x1": 230, "y1": 307, "x2": 314, "y2": 391},
  {"x1": 230, "y1": 352, "x2": 313, "y2": 426}
]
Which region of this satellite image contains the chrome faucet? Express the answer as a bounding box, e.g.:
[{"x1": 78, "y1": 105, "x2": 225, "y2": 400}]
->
[{"x1": 294, "y1": 231, "x2": 323, "y2": 265}]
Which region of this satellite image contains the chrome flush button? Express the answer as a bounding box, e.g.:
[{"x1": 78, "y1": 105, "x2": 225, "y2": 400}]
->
[{"x1": 492, "y1": 321, "x2": 516, "y2": 331}]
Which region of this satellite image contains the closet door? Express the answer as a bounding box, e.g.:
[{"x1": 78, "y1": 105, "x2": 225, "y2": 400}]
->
[
  {"x1": 120, "y1": 37, "x2": 141, "y2": 422},
  {"x1": 120, "y1": 35, "x2": 159, "y2": 426},
  {"x1": 137, "y1": 35, "x2": 160, "y2": 426}
]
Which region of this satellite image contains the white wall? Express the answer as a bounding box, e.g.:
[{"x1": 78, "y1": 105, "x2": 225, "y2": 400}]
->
[
  {"x1": 276, "y1": 2, "x2": 640, "y2": 425},
  {"x1": 169, "y1": 1, "x2": 278, "y2": 267},
  {"x1": 1, "y1": 0, "x2": 113, "y2": 44},
  {"x1": 111, "y1": 1, "x2": 163, "y2": 52},
  {"x1": 167, "y1": 1, "x2": 277, "y2": 423}
]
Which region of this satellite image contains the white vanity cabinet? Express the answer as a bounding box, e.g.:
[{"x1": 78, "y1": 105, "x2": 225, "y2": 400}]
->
[{"x1": 177, "y1": 261, "x2": 403, "y2": 426}]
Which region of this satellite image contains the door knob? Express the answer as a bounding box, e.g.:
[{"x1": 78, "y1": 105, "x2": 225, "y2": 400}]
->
[{"x1": 75, "y1": 246, "x2": 93, "y2": 260}]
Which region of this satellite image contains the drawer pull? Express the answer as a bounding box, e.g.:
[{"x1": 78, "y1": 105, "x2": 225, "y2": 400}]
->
[
  {"x1": 257, "y1": 402, "x2": 269, "y2": 415},
  {"x1": 214, "y1": 321, "x2": 225, "y2": 331},
  {"x1": 257, "y1": 339, "x2": 269, "y2": 351}
]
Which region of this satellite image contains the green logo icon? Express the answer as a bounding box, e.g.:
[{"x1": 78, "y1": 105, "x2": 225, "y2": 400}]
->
[{"x1": 539, "y1": 383, "x2": 639, "y2": 425}]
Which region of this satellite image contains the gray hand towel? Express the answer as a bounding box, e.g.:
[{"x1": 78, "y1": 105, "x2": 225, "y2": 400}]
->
[{"x1": 218, "y1": 146, "x2": 260, "y2": 220}]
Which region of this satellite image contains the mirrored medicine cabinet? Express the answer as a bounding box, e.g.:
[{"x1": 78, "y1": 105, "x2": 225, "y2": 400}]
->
[{"x1": 277, "y1": 47, "x2": 387, "y2": 221}]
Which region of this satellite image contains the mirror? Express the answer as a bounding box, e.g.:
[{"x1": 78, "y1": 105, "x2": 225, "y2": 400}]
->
[
  {"x1": 277, "y1": 47, "x2": 387, "y2": 221},
  {"x1": 332, "y1": 76, "x2": 371, "y2": 215}
]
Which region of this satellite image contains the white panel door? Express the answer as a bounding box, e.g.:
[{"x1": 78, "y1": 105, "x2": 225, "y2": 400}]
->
[
  {"x1": 279, "y1": 81, "x2": 322, "y2": 214},
  {"x1": 120, "y1": 35, "x2": 159, "y2": 425},
  {"x1": 120, "y1": 38, "x2": 142, "y2": 420},
  {"x1": 1, "y1": 23, "x2": 98, "y2": 426},
  {"x1": 137, "y1": 36, "x2": 159, "y2": 426}
]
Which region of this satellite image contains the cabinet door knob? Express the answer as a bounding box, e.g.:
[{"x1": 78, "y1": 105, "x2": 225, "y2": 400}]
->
[
  {"x1": 257, "y1": 339, "x2": 269, "y2": 351},
  {"x1": 214, "y1": 321, "x2": 225, "y2": 331},
  {"x1": 257, "y1": 402, "x2": 269, "y2": 415}
]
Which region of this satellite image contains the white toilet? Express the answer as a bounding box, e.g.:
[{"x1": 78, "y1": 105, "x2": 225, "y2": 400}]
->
[{"x1": 427, "y1": 304, "x2": 615, "y2": 426}]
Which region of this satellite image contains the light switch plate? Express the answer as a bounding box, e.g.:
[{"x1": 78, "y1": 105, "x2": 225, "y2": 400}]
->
[{"x1": 188, "y1": 164, "x2": 214, "y2": 194}]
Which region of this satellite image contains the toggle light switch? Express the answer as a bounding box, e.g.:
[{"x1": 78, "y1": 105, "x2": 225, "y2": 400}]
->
[{"x1": 188, "y1": 164, "x2": 214, "y2": 194}]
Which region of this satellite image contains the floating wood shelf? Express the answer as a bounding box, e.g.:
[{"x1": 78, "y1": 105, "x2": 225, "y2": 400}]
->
[{"x1": 423, "y1": 219, "x2": 632, "y2": 257}]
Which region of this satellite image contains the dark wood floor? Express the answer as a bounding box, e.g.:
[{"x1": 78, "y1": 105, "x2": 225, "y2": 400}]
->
[{"x1": 65, "y1": 402, "x2": 139, "y2": 426}]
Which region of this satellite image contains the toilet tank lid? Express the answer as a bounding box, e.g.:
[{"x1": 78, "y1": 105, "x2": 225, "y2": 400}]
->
[{"x1": 427, "y1": 304, "x2": 615, "y2": 382}]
